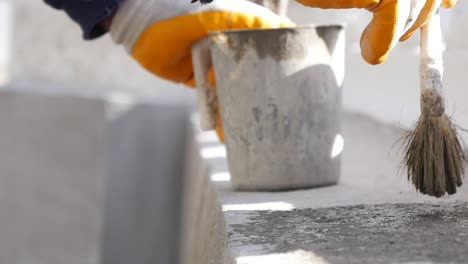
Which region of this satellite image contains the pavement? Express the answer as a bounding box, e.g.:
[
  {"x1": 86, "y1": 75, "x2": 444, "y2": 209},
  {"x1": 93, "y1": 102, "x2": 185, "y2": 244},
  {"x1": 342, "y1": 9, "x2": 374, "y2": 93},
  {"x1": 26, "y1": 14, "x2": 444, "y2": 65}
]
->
[{"x1": 196, "y1": 111, "x2": 468, "y2": 264}]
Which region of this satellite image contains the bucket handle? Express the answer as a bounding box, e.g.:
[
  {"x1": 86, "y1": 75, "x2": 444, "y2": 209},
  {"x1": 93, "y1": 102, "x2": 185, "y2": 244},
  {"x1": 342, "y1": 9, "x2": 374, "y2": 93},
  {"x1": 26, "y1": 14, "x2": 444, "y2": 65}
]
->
[{"x1": 191, "y1": 37, "x2": 217, "y2": 131}]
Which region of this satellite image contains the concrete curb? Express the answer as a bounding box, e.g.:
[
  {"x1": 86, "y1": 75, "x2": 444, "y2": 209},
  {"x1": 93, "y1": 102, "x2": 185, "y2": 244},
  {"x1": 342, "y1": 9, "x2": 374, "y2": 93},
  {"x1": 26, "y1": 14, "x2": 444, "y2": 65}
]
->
[
  {"x1": 180, "y1": 116, "x2": 233, "y2": 264},
  {"x1": 192, "y1": 111, "x2": 468, "y2": 264}
]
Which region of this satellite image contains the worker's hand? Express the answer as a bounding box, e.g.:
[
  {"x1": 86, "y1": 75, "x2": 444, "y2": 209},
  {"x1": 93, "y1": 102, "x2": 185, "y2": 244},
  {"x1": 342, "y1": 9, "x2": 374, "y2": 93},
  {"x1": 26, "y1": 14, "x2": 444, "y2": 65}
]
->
[
  {"x1": 111, "y1": 0, "x2": 292, "y2": 85},
  {"x1": 295, "y1": 0, "x2": 457, "y2": 64},
  {"x1": 110, "y1": 0, "x2": 294, "y2": 140}
]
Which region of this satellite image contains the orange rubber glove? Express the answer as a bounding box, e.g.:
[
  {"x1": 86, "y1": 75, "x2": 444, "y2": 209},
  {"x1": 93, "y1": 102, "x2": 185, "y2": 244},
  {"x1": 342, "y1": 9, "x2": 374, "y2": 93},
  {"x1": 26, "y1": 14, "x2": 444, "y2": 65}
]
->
[
  {"x1": 295, "y1": 0, "x2": 457, "y2": 64},
  {"x1": 110, "y1": 0, "x2": 294, "y2": 141}
]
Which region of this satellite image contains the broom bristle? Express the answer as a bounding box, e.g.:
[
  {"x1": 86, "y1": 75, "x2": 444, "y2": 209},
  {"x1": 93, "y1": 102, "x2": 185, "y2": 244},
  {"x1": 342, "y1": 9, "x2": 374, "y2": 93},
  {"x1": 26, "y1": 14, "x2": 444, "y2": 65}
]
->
[{"x1": 403, "y1": 113, "x2": 465, "y2": 197}]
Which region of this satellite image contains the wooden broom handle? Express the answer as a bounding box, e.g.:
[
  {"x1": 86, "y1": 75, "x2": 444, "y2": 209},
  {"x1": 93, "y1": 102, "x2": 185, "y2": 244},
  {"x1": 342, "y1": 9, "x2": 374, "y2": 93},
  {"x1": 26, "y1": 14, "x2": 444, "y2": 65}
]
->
[
  {"x1": 192, "y1": 38, "x2": 217, "y2": 130},
  {"x1": 420, "y1": 11, "x2": 444, "y2": 94},
  {"x1": 420, "y1": 11, "x2": 446, "y2": 116}
]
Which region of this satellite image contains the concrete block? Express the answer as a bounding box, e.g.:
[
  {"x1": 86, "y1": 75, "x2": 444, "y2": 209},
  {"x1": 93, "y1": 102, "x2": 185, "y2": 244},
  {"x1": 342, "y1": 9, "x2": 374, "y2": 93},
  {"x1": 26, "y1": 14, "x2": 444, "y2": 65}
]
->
[
  {"x1": 0, "y1": 89, "x2": 106, "y2": 264},
  {"x1": 210, "y1": 26, "x2": 344, "y2": 191},
  {"x1": 102, "y1": 102, "x2": 191, "y2": 264},
  {"x1": 180, "y1": 115, "x2": 233, "y2": 264},
  {"x1": 0, "y1": 85, "x2": 198, "y2": 264}
]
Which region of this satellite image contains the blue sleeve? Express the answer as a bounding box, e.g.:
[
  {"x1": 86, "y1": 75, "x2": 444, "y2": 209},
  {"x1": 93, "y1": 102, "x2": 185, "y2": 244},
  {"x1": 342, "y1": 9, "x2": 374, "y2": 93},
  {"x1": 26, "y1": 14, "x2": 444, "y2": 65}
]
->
[{"x1": 43, "y1": 0, "x2": 123, "y2": 40}]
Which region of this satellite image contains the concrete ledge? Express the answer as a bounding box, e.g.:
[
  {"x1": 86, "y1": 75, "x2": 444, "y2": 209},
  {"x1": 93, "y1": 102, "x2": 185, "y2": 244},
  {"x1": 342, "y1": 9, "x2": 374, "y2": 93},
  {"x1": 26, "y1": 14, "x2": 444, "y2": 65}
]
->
[
  {"x1": 181, "y1": 116, "x2": 233, "y2": 264},
  {"x1": 193, "y1": 111, "x2": 468, "y2": 264}
]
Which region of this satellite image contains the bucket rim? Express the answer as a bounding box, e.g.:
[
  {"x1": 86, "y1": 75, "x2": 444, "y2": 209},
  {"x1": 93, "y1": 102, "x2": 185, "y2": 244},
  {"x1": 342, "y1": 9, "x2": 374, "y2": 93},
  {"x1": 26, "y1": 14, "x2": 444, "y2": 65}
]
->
[{"x1": 207, "y1": 24, "x2": 345, "y2": 36}]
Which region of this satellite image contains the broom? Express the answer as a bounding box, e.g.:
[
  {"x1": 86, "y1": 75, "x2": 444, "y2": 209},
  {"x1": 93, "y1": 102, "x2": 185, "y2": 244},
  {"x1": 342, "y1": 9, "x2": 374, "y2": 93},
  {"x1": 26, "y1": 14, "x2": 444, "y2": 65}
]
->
[{"x1": 403, "y1": 10, "x2": 465, "y2": 197}]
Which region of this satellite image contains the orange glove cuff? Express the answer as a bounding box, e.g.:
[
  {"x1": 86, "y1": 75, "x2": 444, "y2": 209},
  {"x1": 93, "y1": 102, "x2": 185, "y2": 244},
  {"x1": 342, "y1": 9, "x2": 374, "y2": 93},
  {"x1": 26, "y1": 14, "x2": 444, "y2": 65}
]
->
[{"x1": 131, "y1": 10, "x2": 293, "y2": 85}]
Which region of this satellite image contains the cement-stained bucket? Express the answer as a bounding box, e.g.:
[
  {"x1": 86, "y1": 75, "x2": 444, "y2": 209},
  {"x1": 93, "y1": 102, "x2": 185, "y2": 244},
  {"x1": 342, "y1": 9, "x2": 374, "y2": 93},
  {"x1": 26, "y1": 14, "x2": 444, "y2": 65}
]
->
[{"x1": 210, "y1": 26, "x2": 345, "y2": 191}]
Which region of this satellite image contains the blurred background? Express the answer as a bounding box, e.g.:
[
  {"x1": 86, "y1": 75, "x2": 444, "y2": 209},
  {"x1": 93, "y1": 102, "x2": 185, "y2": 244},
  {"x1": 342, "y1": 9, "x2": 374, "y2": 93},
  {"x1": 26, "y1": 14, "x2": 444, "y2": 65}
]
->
[
  {"x1": 2, "y1": 0, "x2": 468, "y2": 133},
  {"x1": 5, "y1": 0, "x2": 194, "y2": 103}
]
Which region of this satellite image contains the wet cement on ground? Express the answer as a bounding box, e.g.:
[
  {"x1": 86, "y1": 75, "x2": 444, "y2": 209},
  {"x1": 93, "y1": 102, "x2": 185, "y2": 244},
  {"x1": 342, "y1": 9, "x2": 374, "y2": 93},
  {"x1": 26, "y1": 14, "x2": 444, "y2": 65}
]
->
[{"x1": 228, "y1": 203, "x2": 468, "y2": 264}]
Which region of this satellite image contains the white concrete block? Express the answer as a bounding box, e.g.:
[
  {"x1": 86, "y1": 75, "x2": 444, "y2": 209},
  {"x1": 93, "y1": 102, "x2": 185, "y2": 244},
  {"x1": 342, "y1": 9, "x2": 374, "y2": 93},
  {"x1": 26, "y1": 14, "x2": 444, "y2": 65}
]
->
[
  {"x1": 0, "y1": 85, "x2": 197, "y2": 264},
  {"x1": 180, "y1": 116, "x2": 233, "y2": 264},
  {"x1": 102, "y1": 101, "x2": 191, "y2": 264},
  {"x1": 0, "y1": 89, "x2": 106, "y2": 264}
]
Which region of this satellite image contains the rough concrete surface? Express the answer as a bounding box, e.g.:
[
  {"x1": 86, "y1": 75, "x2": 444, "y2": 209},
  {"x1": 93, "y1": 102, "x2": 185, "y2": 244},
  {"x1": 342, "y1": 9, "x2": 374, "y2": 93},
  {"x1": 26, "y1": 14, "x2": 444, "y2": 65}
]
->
[
  {"x1": 180, "y1": 118, "x2": 233, "y2": 264},
  {"x1": 228, "y1": 203, "x2": 468, "y2": 264},
  {"x1": 196, "y1": 111, "x2": 468, "y2": 263}
]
